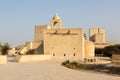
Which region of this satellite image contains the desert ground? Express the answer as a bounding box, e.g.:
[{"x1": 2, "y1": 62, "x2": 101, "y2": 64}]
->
[{"x1": 0, "y1": 60, "x2": 120, "y2": 80}]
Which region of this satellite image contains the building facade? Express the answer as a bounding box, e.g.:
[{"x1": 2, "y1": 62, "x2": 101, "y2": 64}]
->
[{"x1": 19, "y1": 14, "x2": 95, "y2": 61}]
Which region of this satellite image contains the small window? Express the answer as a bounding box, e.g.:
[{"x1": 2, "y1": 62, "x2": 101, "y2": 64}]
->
[
  {"x1": 73, "y1": 53, "x2": 76, "y2": 56},
  {"x1": 64, "y1": 54, "x2": 66, "y2": 57},
  {"x1": 53, "y1": 53, "x2": 55, "y2": 56}
]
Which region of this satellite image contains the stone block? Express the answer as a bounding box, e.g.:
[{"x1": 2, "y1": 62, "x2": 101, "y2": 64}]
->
[
  {"x1": 14, "y1": 55, "x2": 51, "y2": 63},
  {"x1": 0, "y1": 55, "x2": 7, "y2": 64}
]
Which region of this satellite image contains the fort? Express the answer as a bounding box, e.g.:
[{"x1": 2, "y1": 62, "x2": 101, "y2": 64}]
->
[
  {"x1": 2, "y1": 14, "x2": 116, "y2": 63},
  {"x1": 15, "y1": 14, "x2": 104, "y2": 62}
]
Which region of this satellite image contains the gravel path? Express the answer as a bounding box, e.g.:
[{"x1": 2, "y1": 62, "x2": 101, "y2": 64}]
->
[{"x1": 0, "y1": 62, "x2": 120, "y2": 80}]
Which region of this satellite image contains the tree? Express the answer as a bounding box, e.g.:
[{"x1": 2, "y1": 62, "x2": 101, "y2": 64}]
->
[
  {"x1": 1, "y1": 43, "x2": 10, "y2": 55},
  {"x1": 95, "y1": 44, "x2": 120, "y2": 57},
  {"x1": 102, "y1": 44, "x2": 120, "y2": 57}
]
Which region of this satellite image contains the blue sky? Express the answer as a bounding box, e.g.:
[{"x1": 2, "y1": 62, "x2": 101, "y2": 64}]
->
[{"x1": 0, "y1": 0, "x2": 120, "y2": 47}]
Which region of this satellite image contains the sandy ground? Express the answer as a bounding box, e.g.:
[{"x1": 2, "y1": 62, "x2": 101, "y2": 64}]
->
[{"x1": 0, "y1": 61, "x2": 120, "y2": 80}]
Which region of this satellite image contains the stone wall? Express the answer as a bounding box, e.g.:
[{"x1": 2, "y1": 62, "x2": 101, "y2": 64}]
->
[
  {"x1": 20, "y1": 42, "x2": 32, "y2": 54},
  {"x1": 95, "y1": 42, "x2": 116, "y2": 48},
  {"x1": 89, "y1": 28, "x2": 98, "y2": 42},
  {"x1": 44, "y1": 28, "x2": 85, "y2": 61},
  {"x1": 34, "y1": 25, "x2": 47, "y2": 42},
  {"x1": 84, "y1": 40, "x2": 94, "y2": 58},
  {"x1": 20, "y1": 41, "x2": 43, "y2": 54},
  {"x1": 112, "y1": 54, "x2": 120, "y2": 63},
  {"x1": 89, "y1": 28, "x2": 106, "y2": 43},
  {"x1": 95, "y1": 34, "x2": 104, "y2": 43},
  {"x1": 14, "y1": 55, "x2": 51, "y2": 63},
  {"x1": 0, "y1": 55, "x2": 7, "y2": 64},
  {"x1": 33, "y1": 41, "x2": 44, "y2": 54},
  {"x1": 99, "y1": 28, "x2": 106, "y2": 42}
]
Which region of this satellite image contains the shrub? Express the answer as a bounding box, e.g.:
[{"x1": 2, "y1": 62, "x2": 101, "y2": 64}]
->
[
  {"x1": 61, "y1": 61, "x2": 120, "y2": 75},
  {"x1": 61, "y1": 60, "x2": 69, "y2": 66},
  {"x1": 95, "y1": 48, "x2": 103, "y2": 54},
  {"x1": 102, "y1": 44, "x2": 120, "y2": 57},
  {"x1": 0, "y1": 43, "x2": 10, "y2": 55},
  {"x1": 95, "y1": 44, "x2": 120, "y2": 57}
]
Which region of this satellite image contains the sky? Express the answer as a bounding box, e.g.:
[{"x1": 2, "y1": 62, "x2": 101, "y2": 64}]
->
[{"x1": 0, "y1": 0, "x2": 120, "y2": 47}]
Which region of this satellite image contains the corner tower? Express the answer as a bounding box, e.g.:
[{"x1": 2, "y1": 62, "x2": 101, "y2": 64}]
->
[{"x1": 89, "y1": 28, "x2": 106, "y2": 43}]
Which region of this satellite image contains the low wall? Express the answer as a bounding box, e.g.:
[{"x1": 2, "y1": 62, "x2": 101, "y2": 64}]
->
[
  {"x1": 112, "y1": 54, "x2": 120, "y2": 63},
  {"x1": 14, "y1": 55, "x2": 51, "y2": 63},
  {"x1": 0, "y1": 55, "x2": 7, "y2": 64}
]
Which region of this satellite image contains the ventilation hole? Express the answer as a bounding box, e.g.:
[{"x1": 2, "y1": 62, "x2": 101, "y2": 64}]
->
[
  {"x1": 64, "y1": 54, "x2": 66, "y2": 57},
  {"x1": 53, "y1": 53, "x2": 55, "y2": 56},
  {"x1": 73, "y1": 53, "x2": 76, "y2": 56}
]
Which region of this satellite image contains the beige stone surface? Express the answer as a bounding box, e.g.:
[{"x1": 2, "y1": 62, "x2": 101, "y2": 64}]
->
[
  {"x1": 95, "y1": 42, "x2": 116, "y2": 48},
  {"x1": 0, "y1": 62, "x2": 119, "y2": 80},
  {"x1": 95, "y1": 44, "x2": 110, "y2": 48},
  {"x1": 112, "y1": 54, "x2": 120, "y2": 63},
  {"x1": 20, "y1": 25, "x2": 47, "y2": 54},
  {"x1": 0, "y1": 55, "x2": 7, "y2": 64},
  {"x1": 44, "y1": 28, "x2": 85, "y2": 61},
  {"x1": 34, "y1": 25, "x2": 47, "y2": 42},
  {"x1": 14, "y1": 55, "x2": 51, "y2": 63},
  {"x1": 20, "y1": 41, "x2": 43, "y2": 54},
  {"x1": 89, "y1": 28, "x2": 106, "y2": 43},
  {"x1": 50, "y1": 14, "x2": 62, "y2": 29},
  {"x1": 89, "y1": 28, "x2": 98, "y2": 41},
  {"x1": 84, "y1": 40, "x2": 94, "y2": 58},
  {"x1": 20, "y1": 42, "x2": 33, "y2": 54},
  {"x1": 95, "y1": 34, "x2": 104, "y2": 43}
]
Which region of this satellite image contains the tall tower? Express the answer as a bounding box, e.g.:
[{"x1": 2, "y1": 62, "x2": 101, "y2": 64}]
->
[
  {"x1": 89, "y1": 28, "x2": 106, "y2": 43},
  {"x1": 34, "y1": 25, "x2": 47, "y2": 42},
  {"x1": 89, "y1": 28, "x2": 98, "y2": 42}
]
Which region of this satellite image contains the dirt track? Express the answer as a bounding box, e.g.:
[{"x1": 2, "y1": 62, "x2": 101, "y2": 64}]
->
[{"x1": 0, "y1": 62, "x2": 120, "y2": 80}]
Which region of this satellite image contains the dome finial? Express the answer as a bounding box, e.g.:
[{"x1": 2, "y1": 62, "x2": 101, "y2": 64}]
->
[
  {"x1": 55, "y1": 13, "x2": 58, "y2": 16},
  {"x1": 52, "y1": 13, "x2": 60, "y2": 19}
]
